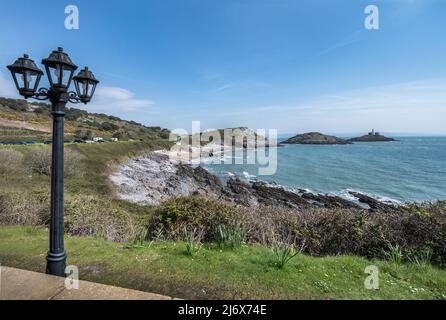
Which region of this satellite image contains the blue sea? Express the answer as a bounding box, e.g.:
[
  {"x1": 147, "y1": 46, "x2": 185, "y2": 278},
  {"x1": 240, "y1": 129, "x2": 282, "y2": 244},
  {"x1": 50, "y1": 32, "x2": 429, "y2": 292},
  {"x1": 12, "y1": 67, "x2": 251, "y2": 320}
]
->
[{"x1": 201, "y1": 137, "x2": 446, "y2": 203}]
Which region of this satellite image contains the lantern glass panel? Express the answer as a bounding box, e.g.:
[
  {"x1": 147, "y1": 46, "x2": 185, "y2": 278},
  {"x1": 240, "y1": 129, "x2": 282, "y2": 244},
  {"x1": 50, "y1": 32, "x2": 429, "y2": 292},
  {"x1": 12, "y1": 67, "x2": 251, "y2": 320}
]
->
[
  {"x1": 47, "y1": 65, "x2": 74, "y2": 88},
  {"x1": 80, "y1": 80, "x2": 90, "y2": 97},
  {"x1": 90, "y1": 82, "x2": 97, "y2": 98},
  {"x1": 13, "y1": 69, "x2": 41, "y2": 95},
  {"x1": 22, "y1": 71, "x2": 38, "y2": 90}
]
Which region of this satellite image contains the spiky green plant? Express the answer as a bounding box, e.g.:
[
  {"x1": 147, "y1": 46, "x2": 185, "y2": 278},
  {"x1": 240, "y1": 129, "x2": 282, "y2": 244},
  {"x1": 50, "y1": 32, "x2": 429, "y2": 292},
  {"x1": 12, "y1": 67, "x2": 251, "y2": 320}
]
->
[
  {"x1": 407, "y1": 248, "x2": 433, "y2": 266},
  {"x1": 184, "y1": 227, "x2": 203, "y2": 256},
  {"x1": 127, "y1": 229, "x2": 152, "y2": 249},
  {"x1": 215, "y1": 224, "x2": 246, "y2": 250},
  {"x1": 384, "y1": 244, "x2": 404, "y2": 266},
  {"x1": 272, "y1": 243, "x2": 299, "y2": 269}
]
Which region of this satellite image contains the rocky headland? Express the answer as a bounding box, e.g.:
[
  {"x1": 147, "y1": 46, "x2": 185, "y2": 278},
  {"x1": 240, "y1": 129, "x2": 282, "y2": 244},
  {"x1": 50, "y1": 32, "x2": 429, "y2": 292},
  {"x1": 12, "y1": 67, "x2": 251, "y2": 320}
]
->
[
  {"x1": 110, "y1": 152, "x2": 399, "y2": 212},
  {"x1": 282, "y1": 132, "x2": 352, "y2": 145}
]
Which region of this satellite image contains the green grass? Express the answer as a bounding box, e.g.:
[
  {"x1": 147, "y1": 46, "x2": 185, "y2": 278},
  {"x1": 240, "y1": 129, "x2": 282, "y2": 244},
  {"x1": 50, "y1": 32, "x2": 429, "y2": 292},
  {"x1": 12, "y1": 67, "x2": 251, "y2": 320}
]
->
[
  {"x1": 1, "y1": 226, "x2": 445, "y2": 300},
  {"x1": 0, "y1": 140, "x2": 170, "y2": 195},
  {"x1": 67, "y1": 140, "x2": 171, "y2": 195}
]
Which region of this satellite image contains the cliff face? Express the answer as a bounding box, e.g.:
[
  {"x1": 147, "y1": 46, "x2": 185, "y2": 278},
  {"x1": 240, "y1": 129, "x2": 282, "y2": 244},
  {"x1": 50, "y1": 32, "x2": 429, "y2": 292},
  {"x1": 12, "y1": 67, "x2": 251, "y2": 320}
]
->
[
  {"x1": 348, "y1": 134, "x2": 396, "y2": 142},
  {"x1": 282, "y1": 132, "x2": 351, "y2": 145}
]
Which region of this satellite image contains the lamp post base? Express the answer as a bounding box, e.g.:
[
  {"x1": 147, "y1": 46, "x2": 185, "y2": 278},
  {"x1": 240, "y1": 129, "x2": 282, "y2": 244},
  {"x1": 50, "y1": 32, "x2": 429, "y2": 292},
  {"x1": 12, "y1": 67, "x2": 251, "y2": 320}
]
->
[{"x1": 46, "y1": 251, "x2": 67, "y2": 277}]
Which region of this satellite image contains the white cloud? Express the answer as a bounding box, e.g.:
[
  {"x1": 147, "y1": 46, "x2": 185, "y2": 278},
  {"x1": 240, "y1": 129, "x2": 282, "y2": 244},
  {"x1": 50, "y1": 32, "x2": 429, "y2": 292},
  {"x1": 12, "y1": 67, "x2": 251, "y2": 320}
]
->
[
  {"x1": 201, "y1": 72, "x2": 223, "y2": 81},
  {"x1": 247, "y1": 78, "x2": 446, "y2": 134},
  {"x1": 208, "y1": 83, "x2": 237, "y2": 94},
  {"x1": 0, "y1": 72, "x2": 20, "y2": 98},
  {"x1": 86, "y1": 86, "x2": 154, "y2": 112},
  {"x1": 317, "y1": 30, "x2": 364, "y2": 57},
  {"x1": 0, "y1": 74, "x2": 153, "y2": 114}
]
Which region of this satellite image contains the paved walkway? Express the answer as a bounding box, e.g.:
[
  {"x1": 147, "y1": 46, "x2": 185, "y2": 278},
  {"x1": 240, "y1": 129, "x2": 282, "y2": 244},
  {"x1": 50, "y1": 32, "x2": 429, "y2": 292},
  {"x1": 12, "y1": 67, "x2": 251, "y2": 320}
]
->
[{"x1": 0, "y1": 266, "x2": 173, "y2": 300}]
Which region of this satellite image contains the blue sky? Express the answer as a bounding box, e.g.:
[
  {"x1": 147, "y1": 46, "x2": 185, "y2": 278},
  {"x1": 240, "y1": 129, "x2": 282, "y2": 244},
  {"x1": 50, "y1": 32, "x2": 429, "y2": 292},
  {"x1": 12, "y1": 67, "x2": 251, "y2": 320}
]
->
[{"x1": 1, "y1": 0, "x2": 446, "y2": 134}]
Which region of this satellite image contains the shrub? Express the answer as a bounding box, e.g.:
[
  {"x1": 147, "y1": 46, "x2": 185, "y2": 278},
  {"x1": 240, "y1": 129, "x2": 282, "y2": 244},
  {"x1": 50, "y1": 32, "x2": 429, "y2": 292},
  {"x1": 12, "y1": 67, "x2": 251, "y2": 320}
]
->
[
  {"x1": 0, "y1": 191, "x2": 49, "y2": 226},
  {"x1": 253, "y1": 204, "x2": 446, "y2": 266},
  {"x1": 144, "y1": 197, "x2": 445, "y2": 265},
  {"x1": 241, "y1": 206, "x2": 372, "y2": 255},
  {"x1": 0, "y1": 190, "x2": 142, "y2": 242},
  {"x1": 147, "y1": 197, "x2": 242, "y2": 242},
  {"x1": 0, "y1": 148, "x2": 24, "y2": 174},
  {"x1": 64, "y1": 149, "x2": 85, "y2": 177},
  {"x1": 64, "y1": 195, "x2": 141, "y2": 242},
  {"x1": 27, "y1": 147, "x2": 84, "y2": 177},
  {"x1": 65, "y1": 107, "x2": 87, "y2": 121},
  {"x1": 27, "y1": 147, "x2": 50, "y2": 175},
  {"x1": 99, "y1": 122, "x2": 119, "y2": 131}
]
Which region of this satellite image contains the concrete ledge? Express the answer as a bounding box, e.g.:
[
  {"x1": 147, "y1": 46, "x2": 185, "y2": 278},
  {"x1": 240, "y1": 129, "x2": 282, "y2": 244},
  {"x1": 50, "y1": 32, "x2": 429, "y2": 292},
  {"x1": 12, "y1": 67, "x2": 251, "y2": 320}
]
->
[{"x1": 0, "y1": 267, "x2": 173, "y2": 300}]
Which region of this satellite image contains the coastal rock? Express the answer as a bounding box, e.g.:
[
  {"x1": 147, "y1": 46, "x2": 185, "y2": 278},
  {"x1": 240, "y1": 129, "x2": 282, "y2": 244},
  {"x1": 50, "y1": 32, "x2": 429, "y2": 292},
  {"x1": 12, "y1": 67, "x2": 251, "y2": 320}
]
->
[
  {"x1": 282, "y1": 132, "x2": 352, "y2": 145},
  {"x1": 109, "y1": 153, "x2": 220, "y2": 205},
  {"x1": 250, "y1": 181, "x2": 309, "y2": 208},
  {"x1": 348, "y1": 130, "x2": 397, "y2": 142},
  {"x1": 224, "y1": 178, "x2": 259, "y2": 207},
  {"x1": 111, "y1": 153, "x2": 369, "y2": 211},
  {"x1": 348, "y1": 191, "x2": 398, "y2": 212},
  {"x1": 301, "y1": 192, "x2": 360, "y2": 209}
]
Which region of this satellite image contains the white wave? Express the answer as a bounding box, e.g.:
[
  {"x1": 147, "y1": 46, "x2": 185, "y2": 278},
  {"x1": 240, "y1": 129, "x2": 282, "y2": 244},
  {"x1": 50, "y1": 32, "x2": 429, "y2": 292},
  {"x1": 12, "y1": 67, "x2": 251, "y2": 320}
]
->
[
  {"x1": 333, "y1": 189, "x2": 402, "y2": 206},
  {"x1": 242, "y1": 171, "x2": 257, "y2": 180},
  {"x1": 335, "y1": 189, "x2": 361, "y2": 203}
]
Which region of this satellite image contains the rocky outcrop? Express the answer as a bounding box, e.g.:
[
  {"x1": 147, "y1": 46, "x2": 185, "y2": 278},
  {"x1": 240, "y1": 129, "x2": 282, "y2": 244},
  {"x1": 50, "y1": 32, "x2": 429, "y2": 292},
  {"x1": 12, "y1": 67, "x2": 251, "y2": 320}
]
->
[
  {"x1": 224, "y1": 179, "x2": 310, "y2": 208},
  {"x1": 111, "y1": 152, "x2": 401, "y2": 212},
  {"x1": 110, "y1": 153, "x2": 225, "y2": 205},
  {"x1": 348, "y1": 132, "x2": 397, "y2": 142},
  {"x1": 282, "y1": 132, "x2": 352, "y2": 145},
  {"x1": 348, "y1": 191, "x2": 398, "y2": 212},
  {"x1": 300, "y1": 192, "x2": 361, "y2": 209}
]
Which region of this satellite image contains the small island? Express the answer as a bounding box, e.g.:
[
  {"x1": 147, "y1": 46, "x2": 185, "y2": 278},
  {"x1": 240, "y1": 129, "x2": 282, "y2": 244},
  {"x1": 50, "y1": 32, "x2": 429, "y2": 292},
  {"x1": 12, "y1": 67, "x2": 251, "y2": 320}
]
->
[
  {"x1": 348, "y1": 129, "x2": 397, "y2": 142},
  {"x1": 282, "y1": 132, "x2": 352, "y2": 145}
]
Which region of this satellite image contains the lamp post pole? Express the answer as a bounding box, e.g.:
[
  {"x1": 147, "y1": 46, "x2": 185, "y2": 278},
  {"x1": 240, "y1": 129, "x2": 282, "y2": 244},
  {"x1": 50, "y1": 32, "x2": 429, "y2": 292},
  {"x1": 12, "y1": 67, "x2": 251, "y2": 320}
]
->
[
  {"x1": 47, "y1": 91, "x2": 68, "y2": 276},
  {"x1": 6, "y1": 48, "x2": 99, "y2": 277}
]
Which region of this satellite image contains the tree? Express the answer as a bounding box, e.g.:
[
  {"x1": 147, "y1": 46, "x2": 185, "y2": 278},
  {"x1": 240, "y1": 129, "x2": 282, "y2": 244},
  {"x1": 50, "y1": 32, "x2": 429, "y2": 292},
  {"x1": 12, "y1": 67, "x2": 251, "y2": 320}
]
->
[{"x1": 99, "y1": 122, "x2": 119, "y2": 131}]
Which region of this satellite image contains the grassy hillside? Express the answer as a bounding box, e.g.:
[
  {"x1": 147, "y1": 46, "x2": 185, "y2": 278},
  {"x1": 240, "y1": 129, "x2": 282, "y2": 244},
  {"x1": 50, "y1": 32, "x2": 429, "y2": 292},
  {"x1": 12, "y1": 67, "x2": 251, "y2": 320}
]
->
[
  {"x1": 0, "y1": 141, "x2": 173, "y2": 239},
  {"x1": 0, "y1": 97, "x2": 170, "y2": 143}
]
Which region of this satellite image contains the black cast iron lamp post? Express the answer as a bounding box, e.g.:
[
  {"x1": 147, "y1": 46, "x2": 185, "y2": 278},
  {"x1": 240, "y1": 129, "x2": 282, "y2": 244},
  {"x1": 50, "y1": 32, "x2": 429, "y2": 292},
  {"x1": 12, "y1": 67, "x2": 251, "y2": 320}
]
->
[{"x1": 7, "y1": 48, "x2": 99, "y2": 277}]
